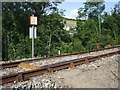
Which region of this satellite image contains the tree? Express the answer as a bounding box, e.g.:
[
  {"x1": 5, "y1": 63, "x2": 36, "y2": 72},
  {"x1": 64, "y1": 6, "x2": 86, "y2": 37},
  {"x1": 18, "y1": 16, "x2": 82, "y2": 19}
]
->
[
  {"x1": 2, "y1": 2, "x2": 68, "y2": 60},
  {"x1": 78, "y1": 1, "x2": 105, "y2": 33},
  {"x1": 40, "y1": 8, "x2": 66, "y2": 56},
  {"x1": 76, "y1": 0, "x2": 119, "y2": 50},
  {"x1": 102, "y1": 1, "x2": 120, "y2": 45}
]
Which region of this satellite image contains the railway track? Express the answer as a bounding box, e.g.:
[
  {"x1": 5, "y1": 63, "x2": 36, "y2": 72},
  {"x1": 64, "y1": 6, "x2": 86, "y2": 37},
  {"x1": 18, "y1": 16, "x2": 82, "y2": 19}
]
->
[
  {"x1": 0, "y1": 45, "x2": 119, "y2": 76},
  {"x1": 1, "y1": 45, "x2": 119, "y2": 69},
  {"x1": 0, "y1": 48, "x2": 119, "y2": 85}
]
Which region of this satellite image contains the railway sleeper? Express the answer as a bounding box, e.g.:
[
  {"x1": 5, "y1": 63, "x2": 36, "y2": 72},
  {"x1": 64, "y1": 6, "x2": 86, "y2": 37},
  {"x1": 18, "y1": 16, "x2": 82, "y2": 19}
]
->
[{"x1": 1, "y1": 50, "x2": 119, "y2": 85}]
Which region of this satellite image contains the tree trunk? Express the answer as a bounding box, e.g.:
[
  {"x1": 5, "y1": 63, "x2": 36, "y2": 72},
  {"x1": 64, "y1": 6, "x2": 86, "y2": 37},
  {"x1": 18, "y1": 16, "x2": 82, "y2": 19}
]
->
[{"x1": 48, "y1": 33, "x2": 52, "y2": 56}]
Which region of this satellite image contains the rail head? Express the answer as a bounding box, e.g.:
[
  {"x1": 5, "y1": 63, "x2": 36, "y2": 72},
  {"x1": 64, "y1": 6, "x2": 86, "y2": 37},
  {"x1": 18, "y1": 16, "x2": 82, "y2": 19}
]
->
[
  {"x1": 1, "y1": 50, "x2": 119, "y2": 85},
  {"x1": 1, "y1": 45, "x2": 120, "y2": 69}
]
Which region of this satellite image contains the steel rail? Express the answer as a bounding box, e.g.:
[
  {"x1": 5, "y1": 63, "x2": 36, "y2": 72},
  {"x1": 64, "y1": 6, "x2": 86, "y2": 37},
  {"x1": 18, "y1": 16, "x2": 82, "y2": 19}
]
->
[
  {"x1": 1, "y1": 50, "x2": 119, "y2": 85},
  {"x1": 1, "y1": 45, "x2": 120, "y2": 69}
]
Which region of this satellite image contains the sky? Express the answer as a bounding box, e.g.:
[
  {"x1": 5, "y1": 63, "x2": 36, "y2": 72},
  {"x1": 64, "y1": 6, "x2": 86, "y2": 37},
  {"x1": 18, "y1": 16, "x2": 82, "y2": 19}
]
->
[{"x1": 57, "y1": 0, "x2": 120, "y2": 19}]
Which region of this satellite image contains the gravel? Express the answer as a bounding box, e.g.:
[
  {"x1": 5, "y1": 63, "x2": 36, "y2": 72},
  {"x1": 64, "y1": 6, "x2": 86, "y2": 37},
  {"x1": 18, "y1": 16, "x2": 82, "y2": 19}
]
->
[
  {"x1": 0, "y1": 47, "x2": 118, "y2": 64},
  {"x1": 29, "y1": 48, "x2": 118, "y2": 67},
  {"x1": 1, "y1": 74, "x2": 63, "y2": 89},
  {"x1": 49, "y1": 54, "x2": 119, "y2": 88},
  {"x1": 0, "y1": 67, "x2": 26, "y2": 77},
  {"x1": 0, "y1": 47, "x2": 119, "y2": 77},
  {"x1": 1, "y1": 54, "x2": 119, "y2": 88},
  {"x1": 76, "y1": 54, "x2": 119, "y2": 71}
]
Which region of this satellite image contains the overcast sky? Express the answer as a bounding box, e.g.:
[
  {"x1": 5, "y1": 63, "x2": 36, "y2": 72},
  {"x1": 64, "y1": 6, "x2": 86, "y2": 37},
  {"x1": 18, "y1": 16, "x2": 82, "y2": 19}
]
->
[{"x1": 57, "y1": 0, "x2": 119, "y2": 19}]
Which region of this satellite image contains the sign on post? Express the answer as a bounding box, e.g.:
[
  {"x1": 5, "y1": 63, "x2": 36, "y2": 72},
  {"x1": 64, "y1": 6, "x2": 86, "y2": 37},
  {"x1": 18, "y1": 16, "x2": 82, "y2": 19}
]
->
[{"x1": 30, "y1": 15, "x2": 38, "y2": 58}]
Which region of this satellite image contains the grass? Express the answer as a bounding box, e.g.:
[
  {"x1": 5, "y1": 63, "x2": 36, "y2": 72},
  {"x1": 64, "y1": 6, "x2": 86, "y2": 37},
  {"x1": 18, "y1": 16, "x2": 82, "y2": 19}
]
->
[{"x1": 64, "y1": 18, "x2": 77, "y2": 27}]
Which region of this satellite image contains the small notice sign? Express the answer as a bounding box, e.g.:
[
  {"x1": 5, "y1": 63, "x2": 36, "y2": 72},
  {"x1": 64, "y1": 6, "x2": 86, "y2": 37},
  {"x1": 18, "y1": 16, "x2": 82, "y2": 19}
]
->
[
  {"x1": 29, "y1": 27, "x2": 37, "y2": 38},
  {"x1": 30, "y1": 16, "x2": 38, "y2": 26}
]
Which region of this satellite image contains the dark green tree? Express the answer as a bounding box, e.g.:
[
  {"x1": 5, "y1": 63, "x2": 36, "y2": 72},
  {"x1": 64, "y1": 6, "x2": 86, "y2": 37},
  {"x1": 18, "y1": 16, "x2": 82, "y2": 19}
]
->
[{"x1": 2, "y1": 2, "x2": 69, "y2": 60}]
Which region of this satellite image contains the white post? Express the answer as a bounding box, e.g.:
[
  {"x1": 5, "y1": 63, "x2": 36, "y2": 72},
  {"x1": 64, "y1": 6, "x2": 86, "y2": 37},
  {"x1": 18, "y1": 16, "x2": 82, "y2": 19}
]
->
[
  {"x1": 32, "y1": 26, "x2": 34, "y2": 58},
  {"x1": 58, "y1": 50, "x2": 60, "y2": 55},
  {"x1": 30, "y1": 14, "x2": 37, "y2": 58}
]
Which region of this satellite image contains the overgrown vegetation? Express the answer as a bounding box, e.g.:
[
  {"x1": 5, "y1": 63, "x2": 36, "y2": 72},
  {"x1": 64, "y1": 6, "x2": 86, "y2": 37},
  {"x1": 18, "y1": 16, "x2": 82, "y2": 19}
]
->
[{"x1": 2, "y1": 1, "x2": 120, "y2": 60}]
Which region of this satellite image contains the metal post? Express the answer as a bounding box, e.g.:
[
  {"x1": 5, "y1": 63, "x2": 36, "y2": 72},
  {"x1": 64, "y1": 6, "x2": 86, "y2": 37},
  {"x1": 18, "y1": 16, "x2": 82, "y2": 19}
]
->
[
  {"x1": 32, "y1": 26, "x2": 34, "y2": 58},
  {"x1": 98, "y1": 14, "x2": 101, "y2": 34}
]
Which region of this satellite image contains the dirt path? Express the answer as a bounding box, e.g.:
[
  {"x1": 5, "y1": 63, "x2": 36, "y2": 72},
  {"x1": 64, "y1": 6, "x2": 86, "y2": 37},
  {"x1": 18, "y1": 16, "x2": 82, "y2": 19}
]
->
[{"x1": 49, "y1": 55, "x2": 119, "y2": 88}]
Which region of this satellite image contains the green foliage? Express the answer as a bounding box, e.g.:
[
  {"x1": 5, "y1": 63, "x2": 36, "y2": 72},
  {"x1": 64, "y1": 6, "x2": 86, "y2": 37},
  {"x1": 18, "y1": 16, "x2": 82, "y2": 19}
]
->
[
  {"x1": 83, "y1": 1, "x2": 105, "y2": 20},
  {"x1": 8, "y1": 33, "x2": 31, "y2": 60},
  {"x1": 73, "y1": 38, "x2": 85, "y2": 53},
  {"x1": 60, "y1": 42, "x2": 73, "y2": 54},
  {"x1": 2, "y1": 1, "x2": 120, "y2": 61},
  {"x1": 76, "y1": 1, "x2": 119, "y2": 51}
]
